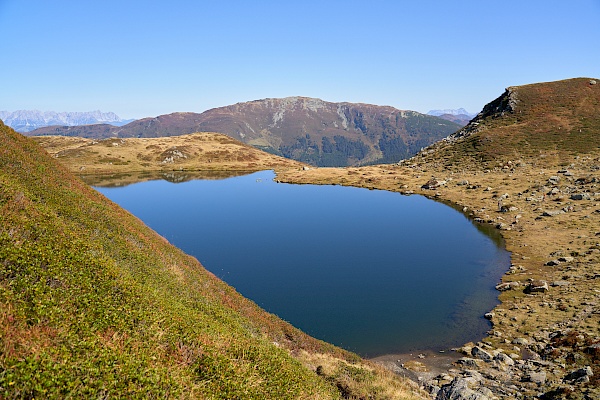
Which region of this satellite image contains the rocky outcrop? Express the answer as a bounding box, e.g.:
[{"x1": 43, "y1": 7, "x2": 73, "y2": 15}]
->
[{"x1": 445, "y1": 88, "x2": 519, "y2": 142}]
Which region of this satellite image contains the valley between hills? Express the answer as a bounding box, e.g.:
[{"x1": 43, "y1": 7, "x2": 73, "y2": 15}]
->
[{"x1": 3, "y1": 77, "x2": 600, "y2": 399}]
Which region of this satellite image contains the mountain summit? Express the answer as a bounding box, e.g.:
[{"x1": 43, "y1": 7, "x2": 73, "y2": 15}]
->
[
  {"x1": 26, "y1": 97, "x2": 461, "y2": 166},
  {"x1": 439, "y1": 77, "x2": 600, "y2": 164}
]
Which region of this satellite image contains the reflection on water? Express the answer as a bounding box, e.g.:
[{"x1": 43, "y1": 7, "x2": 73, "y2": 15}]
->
[
  {"x1": 81, "y1": 170, "x2": 256, "y2": 187},
  {"x1": 95, "y1": 170, "x2": 510, "y2": 357}
]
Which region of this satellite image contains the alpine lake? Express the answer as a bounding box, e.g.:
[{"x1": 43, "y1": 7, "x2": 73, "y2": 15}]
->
[{"x1": 89, "y1": 170, "x2": 510, "y2": 358}]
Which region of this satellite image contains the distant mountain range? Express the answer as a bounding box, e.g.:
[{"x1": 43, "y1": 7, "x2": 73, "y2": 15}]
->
[
  {"x1": 0, "y1": 110, "x2": 134, "y2": 132},
  {"x1": 427, "y1": 108, "x2": 475, "y2": 117},
  {"x1": 427, "y1": 108, "x2": 476, "y2": 126},
  {"x1": 26, "y1": 97, "x2": 461, "y2": 167}
]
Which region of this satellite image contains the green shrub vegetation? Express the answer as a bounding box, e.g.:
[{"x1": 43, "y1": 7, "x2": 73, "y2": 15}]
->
[{"x1": 0, "y1": 122, "x2": 426, "y2": 399}]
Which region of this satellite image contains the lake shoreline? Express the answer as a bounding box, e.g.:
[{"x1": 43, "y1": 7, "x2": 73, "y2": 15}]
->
[{"x1": 276, "y1": 160, "x2": 600, "y2": 398}]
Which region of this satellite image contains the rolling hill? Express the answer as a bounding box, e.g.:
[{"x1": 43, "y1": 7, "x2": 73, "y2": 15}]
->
[
  {"x1": 26, "y1": 97, "x2": 461, "y2": 167},
  {"x1": 0, "y1": 122, "x2": 425, "y2": 398}
]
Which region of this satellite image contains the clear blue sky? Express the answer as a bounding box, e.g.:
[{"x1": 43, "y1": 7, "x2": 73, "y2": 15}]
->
[{"x1": 1, "y1": 1, "x2": 599, "y2": 119}]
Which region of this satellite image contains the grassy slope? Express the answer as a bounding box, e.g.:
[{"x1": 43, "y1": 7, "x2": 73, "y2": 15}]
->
[
  {"x1": 0, "y1": 123, "x2": 425, "y2": 398},
  {"x1": 441, "y1": 77, "x2": 600, "y2": 166}
]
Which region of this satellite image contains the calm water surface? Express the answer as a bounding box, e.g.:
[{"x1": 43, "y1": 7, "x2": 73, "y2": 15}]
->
[{"x1": 96, "y1": 170, "x2": 510, "y2": 357}]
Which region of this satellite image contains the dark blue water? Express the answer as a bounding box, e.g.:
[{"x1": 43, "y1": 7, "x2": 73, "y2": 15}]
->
[{"x1": 96, "y1": 170, "x2": 509, "y2": 357}]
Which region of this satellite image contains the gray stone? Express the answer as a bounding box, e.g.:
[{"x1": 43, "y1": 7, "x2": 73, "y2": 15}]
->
[
  {"x1": 526, "y1": 280, "x2": 549, "y2": 293},
  {"x1": 551, "y1": 280, "x2": 571, "y2": 287},
  {"x1": 456, "y1": 358, "x2": 480, "y2": 368},
  {"x1": 494, "y1": 352, "x2": 515, "y2": 366},
  {"x1": 542, "y1": 210, "x2": 565, "y2": 217},
  {"x1": 548, "y1": 176, "x2": 560, "y2": 185},
  {"x1": 558, "y1": 256, "x2": 574, "y2": 262},
  {"x1": 495, "y1": 282, "x2": 512, "y2": 291},
  {"x1": 436, "y1": 378, "x2": 492, "y2": 400},
  {"x1": 549, "y1": 187, "x2": 561, "y2": 196},
  {"x1": 512, "y1": 338, "x2": 529, "y2": 345},
  {"x1": 463, "y1": 370, "x2": 484, "y2": 382},
  {"x1": 471, "y1": 346, "x2": 493, "y2": 361},
  {"x1": 570, "y1": 193, "x2": 591, "y2": 200},
  {"x1": 457, "y1": 180, "x2": 469, "y2": 186},
  {"x1": 523, "y1": 371, "x2": 547, "y2": 385},
  {"x1": 564, "y1": 366, "x2": 593, "y2": 383},
  {"x1": 422, "y1": 178, "x2": 447, "y2": 189}
]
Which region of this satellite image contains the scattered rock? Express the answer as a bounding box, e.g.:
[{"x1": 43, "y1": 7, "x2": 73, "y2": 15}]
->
[
  {"x1": 484, "y1": 312, "x2": 494, "y2": 320},
  {"x1": 456, "y1": 358, "x2": 479, "y2": 368},
  {"x1": 512, "y1": 338, "x2": 529, "y2": 345},
  {"x1": 551, "y1": 280, "x2": 571, "y2": 287},
  {"x1": 436, "y1": 377, "x2": 492, "y2": 400},
  {"x1": 457, "y1": 180, "x2": 469, "y2": 186},
  {"x1": 542, "y1": 210, "x2": 565, "y2": 217},
  {"x1": 564, "y1": 366, "x2": 593, "y2": 383},
  {"x1": 302, "y1": 166, "x2": 311, "y2": 170},
  {"x1": 496, "y1": 282, "x2": 521, "y2": 291},
  {"x1": 547, "y1": 187, "x2": 561, "y2": 195},
  {"x1": 525, "y1": 280, "x2": 549, "y2": 293},
  {"x1": 590, "y1": 79, "x2": 597, "y2": 85},
  {"x1": 570, "y1": 193, "x2": 591, "y2": 200},
  {"x1": 523, "y1": 370, "x2": 547, "y2": 386},
  {"x1": 422, "y1": 178, "x2": 447, "y2": 189},
  {"x1": 548, "y1": 176, "x2": 560, "y2": 185},
  {"x1": 494, "y1": 352, "x2": 515, "y2": 366},
  {"x1": 471, "y1": 346, "x2": 493, "y2": 361}
]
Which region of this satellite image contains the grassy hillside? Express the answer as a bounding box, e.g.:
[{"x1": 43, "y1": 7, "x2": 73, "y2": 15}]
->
[
  {"x1": 437, "y1": 77, "x2": 600, "y2": 167},
  {"x1": 0, "y1": 122, "x2": 425, "y2": 398}
]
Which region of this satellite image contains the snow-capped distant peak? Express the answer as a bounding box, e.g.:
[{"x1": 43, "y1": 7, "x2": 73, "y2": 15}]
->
[
  {"x1": 427, "y1": 108, "x2": 475, "y2": 118},
  {"x1": 0, "y1": 110, "x2": 133, "y2": 132}
]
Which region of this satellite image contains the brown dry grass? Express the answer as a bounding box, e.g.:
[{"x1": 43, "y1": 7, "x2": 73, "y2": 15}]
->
[{"x1": 33, "y1": 132, "x2": 305, "y2": 175}]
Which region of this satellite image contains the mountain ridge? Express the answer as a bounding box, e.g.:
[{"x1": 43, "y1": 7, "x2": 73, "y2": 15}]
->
[{"x1": 26, "y1": 97, "x2": 461, "y2": 167}]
